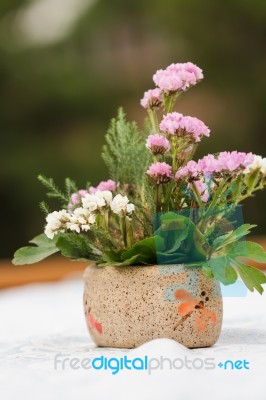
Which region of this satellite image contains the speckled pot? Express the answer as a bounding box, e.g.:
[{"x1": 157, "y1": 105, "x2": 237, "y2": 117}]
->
[{"x1": 83, "y1": 264, "x2": 223, "y2": 349}]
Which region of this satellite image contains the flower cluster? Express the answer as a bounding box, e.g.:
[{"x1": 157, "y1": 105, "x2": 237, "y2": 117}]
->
[
  {"x1": 14, "y1": 60, "x2": 266, "y2": 297},
  {"x1": 153, "y1": 62, "x2": 203, "y2": 93},
  {"x1": 45, "y1": 208, "x2": 96, "y2": 239},
  {"x1": 176, "y1": 152, "x2": 255, "y2": 180},
  {"x1": 68, "y1": 189, "x2": 88, "y2": 212},
  {"x1": 146, "y1": 134, "x2": 170, "y2": 155},
  {"x1": 82, "y1": 190, "x2": 113, "y2": 211},
  {"x1": 159, "y1": 112, "x2": 210, "y2": 142},
  {"x1": 146, "y1": 162, "x2": 173, "y2": 184},
  {"x1": 140, "y1": 88, "x2": 162, "y2": 109},
  {"x1": 89, "y1": 179, "x2": 116, "y2": 194},
  {"x1": 243, "y1": 155, "x2": 266, "y2": 176},
  {"x1": 68, "y1": 180, "x2": 116, "y2": 211},
  {"x1": 110, "y1": 194, "x2": 135, "y2": 218},
  {"x1": 175, "y1": 160, "x2": 199, "y2": 180},
  {"x1": 45, "y1": 191, "x2": 135, "y2": 239}
]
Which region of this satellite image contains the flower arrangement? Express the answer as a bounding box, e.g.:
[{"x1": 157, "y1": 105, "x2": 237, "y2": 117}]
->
[{"x1": 13, "y1": 62, "x2": 266, "y2": 294}]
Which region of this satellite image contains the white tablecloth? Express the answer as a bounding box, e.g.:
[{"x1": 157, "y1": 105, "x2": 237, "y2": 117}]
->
[{"x1": 0, "y1": 277, "x2": 266, "y2": 400}]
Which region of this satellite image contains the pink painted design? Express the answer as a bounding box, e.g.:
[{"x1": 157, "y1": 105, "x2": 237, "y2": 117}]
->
[{"x1": 86, "y1": 313, "x2": 103, "y2": 334}]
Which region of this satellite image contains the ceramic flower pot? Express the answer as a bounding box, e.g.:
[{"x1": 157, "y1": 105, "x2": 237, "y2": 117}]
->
[{"x1": 83, "y1": 264, "x2": 223, "y2": 349}]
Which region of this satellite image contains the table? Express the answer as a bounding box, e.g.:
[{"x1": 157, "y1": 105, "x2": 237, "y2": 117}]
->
[{"x1": 0, "y1": 277, "x2": 266, "y2": 400}]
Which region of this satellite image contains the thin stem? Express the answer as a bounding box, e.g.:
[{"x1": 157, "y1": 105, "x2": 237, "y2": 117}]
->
[
  {"x1": 191, "y1": 181, "x2": 203, "y2": 208},
  {"x1": 147, "y1": 109, "x2": 157, "y2": 132},
  {"x1": 126, "y1": 220, "x2": 134, "y2": 248},
  {"x1": 237, "y1": 183, "x2": 265, "y2": 203},
  {"x1": 120, "y1": 216, "x2": 127, "y2": 249},
  {"x1": 155, "y1": 183, "x2": 161, "y2": 213}
]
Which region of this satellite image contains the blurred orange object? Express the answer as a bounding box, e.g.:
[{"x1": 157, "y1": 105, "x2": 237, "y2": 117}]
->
[{"x1": 0, "y1": 257, "x2": 88, "y2": 289}]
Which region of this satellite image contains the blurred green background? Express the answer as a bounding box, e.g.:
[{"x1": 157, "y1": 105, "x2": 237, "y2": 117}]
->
[{"x1": 1, "y1": 0, "x2": 266, "y2": 259}]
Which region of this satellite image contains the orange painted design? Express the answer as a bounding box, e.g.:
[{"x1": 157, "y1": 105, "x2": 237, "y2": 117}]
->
[
  {"x1": 174, "y1": 289, "x2": 195, "y2": 302},
  {"x1": 174, "y1": 289, "x2": 217, "y2": 332},
  {"x1": 178, "y1": 301, "x2": 199, "y2": 316}
]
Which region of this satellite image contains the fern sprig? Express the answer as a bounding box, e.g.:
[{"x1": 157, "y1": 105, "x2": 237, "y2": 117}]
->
[
  {"x1": 102, "y1": 108, "x2": 150, "y2": 189},
  {"x1": 39, "y1": 201, "x2": 51, "y2": 215},
  {"x1": 38, "y1": 175, "x2": 68, "y2": 204},
  {"x1": 65, "y1": 178, "x2": 78, "y2": 199}
]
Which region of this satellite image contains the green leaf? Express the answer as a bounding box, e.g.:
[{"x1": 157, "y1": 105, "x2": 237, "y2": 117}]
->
[
  {"x1": 207, "y1": 256, "x2": 238, "y2": 285},
  {"x1": 12, "y1": 234, "x2": 59, "y2": 265},
  {"x1": 212, "y1": 224, "x2": 257, "y2": 250},
  {"x1": 230, "y1": 241, "x2": 266, "y2": 263},
  {"x1": 156, "y1": 213, "x2": 190, "y2": 252},
  {"x1": 202, "y1": 265, "x2": 214, "y2": 279},
  {"x1": 121, "y1": 236, "x2": 164, "y2": 264},
  {"x1": 156, "y1": 252, "x2": 188, "y2": 264},
  {"x1": 56, "y1": 233, "x2": 101, "y2": 261},
  {"x1": 232, "y1": 260, "x2": 266, "y2": 294},
  {"x1": 156, "y1": 212, "x2": 208, "y2": 262},
  {"x1": 98, "y1": 254, "x2": 140, "y2": 267},
  {"x1": 100, "y1": 250, "x2": 123, "y2": 263}
]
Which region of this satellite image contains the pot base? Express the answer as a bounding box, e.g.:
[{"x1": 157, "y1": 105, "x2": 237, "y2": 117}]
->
[{"x1": 83, "y1": 264, "x2": 223, "y2": 349}]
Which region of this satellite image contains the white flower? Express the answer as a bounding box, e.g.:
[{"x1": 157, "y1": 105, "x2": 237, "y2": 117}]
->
[
  {"x1": 44, "y1": 210, "x2": 70, "y2": 239},
  {"x1": 81, "y1": 194, "x2": 98, "y2": 211},
  {"x1": 110, "y1": 194, "x2": 135, "y2": 216},
  {"x1": 260, "y1": 158, "x2": 266, "y2": 176},
  {"x1": 95, "y1": 190, "x2": 113, "y2": 205},
  {"x1": 44, "y1": 207, "x2": 96, "y2": 239},
  {"x1": 66, "y1": 222, "x2": 80, "y2": 233},
  {"x1": 244, "y1": 155, "x2": 266, "y2": 176},
  {"x1": 82, "y1": 190, "x2": 113, "y2": 211},
  {"x1": 67, "y1": 207, "x2": 96, "y2": 233}
]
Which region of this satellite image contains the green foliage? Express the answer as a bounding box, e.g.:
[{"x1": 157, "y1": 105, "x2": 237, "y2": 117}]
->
[
  {"x1": 38, "y1": 175, "x2": 69, "y2": 205},
  {"x1": 12, "y1": 234, "x2": 59, "y2": 265},
  {"x1": 230, "y1": 241, "x2": 266, "y2": 263},
  {"x1": 56, "y1": 233, "x2": 101, "y2": 261},
  {"x1": 39, "y1": 201, "x2": 51, "y2": 215},
  {"x1": 155, "y1": 212, "x2": 208, "y2": 264},
  {"x1": 207, "y1": 256, "x2": 238, "y2": 286},
  {"x1": 90, "y1": 225, "x2": 121, "y2": 253},
  {"x1": 65, "y1": 178, "x2": 78, "y2": 199},
  {"x1": 102, "y1": 108, "x2": 150, "y2": 191},
  {"x1": 12, "y1": 232, "x2": 102, "y2": 265},
  {"x1": 98, "y1": 254, "x2": 140, "y2": 267},
  {"x1": 38, "y1": 175, "x2": 78, "y2": 208},
  {"x1": 121, "y1": 236, "x2": 164, "y2": 264},
  {"x1": 232, "y1": 260, "x2": 266, "y2": 295},
  {"x1": 212, "y1": 224, "x2": 257, "y2": 251},
  {"x1": 208, "y1": 224, "x2": 266, "y2": 293}
]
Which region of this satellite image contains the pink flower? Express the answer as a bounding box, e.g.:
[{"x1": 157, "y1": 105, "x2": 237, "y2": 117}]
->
[
  {"x1": 217, "y1": 151, "x2": 254, "y2": 172},
  {"x1": 146, "y1": 134, "x2": 170, "y2": 155},
  {"x1": 153, "y1": 62, "x2": 203, "y2": 92},
  {"x1": 146, "y1": 162, "x2": 173, "y2": 183},
  {"x1": 140, "y1": 88, "x2": 162, "y2": 109},
  {"x1": 89, "y1": 179, "x2": 116, "y2": 194},
  {"x1": 159, "y1": 112, "x2": 210, "y2": 142},
  {"x1": 175, "y1": 160, "x2": 200, "y2": 180},
  {"x1": 189, "y1": 180, "x2": 209, "y2": 203},
  {"x1": 68, "y1": 189, "x2": 88, "y2": 211},
  {"x1": 197, "y1": 152, "x2": 255, "y2": 175},
  {"x1": 198, "y1": 154, "x2": 218, "y2": 174},
  {"x1": 159, "y1": 112, "x2": 183, "y2": 135}
]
